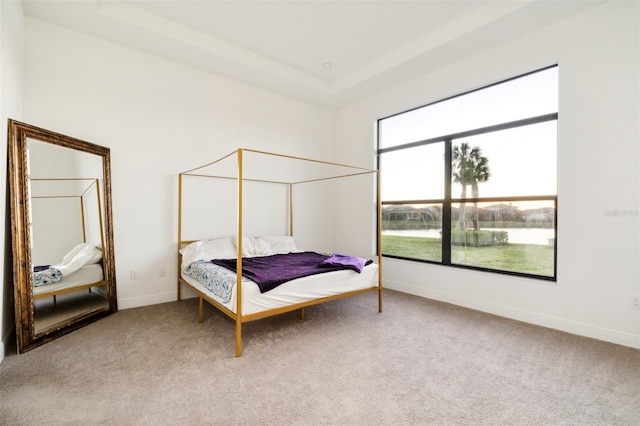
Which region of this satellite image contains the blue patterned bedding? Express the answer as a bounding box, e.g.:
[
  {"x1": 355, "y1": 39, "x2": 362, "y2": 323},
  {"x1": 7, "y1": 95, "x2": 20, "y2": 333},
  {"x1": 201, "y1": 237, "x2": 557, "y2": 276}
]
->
[
  {"x1": 33, "y1": 267, "x2": 63, "y2": 287},
  {"x1": 184, "y1": 261, "x2": 249, "y2": 304}
]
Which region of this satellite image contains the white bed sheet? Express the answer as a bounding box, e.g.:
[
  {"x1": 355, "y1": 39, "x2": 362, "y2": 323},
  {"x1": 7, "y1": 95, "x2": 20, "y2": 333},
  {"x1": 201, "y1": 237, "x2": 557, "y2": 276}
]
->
[
  {"x1": 181, "y1": 262, "x2": 379, "y2": 316},
  {"x1": 33, "y1": 263, "x2": 104, "y2": 296}
]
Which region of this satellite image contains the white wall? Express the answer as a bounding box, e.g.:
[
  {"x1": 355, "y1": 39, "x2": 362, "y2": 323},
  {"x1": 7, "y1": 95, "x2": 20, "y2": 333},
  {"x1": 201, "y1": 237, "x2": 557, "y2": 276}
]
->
[
  {"x1": 334, "y1": 1, "x2": 640, "y2": 349},
  {"x1": 23, "y1": 18, "x2": 336, "y2": 310},
  {"x1": 1, "y1": 0, "x2": 24, "y2": 363}
]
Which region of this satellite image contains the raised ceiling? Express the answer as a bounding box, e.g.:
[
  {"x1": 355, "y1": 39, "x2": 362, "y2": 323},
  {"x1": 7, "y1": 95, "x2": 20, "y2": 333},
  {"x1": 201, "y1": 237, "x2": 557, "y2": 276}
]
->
[{"x1": 21, "y1": 0, "x2": 602, "y2": 108}]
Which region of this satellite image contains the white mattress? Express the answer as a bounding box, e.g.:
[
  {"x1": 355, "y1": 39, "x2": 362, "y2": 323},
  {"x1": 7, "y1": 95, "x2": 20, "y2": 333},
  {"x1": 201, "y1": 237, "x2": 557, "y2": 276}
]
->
[
  {"x1": 33, "y1": 263, "x2": 104, "y2": 296},
  {"x1": 181, "y1": 262, "x2": 379, "y2": 316}
]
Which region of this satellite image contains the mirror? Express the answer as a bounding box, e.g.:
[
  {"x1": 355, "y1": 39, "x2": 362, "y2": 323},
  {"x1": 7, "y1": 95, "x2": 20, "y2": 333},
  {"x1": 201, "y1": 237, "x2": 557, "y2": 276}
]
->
[{"x1": 7, "y1": 119, "x2": 117, "y2": 353}]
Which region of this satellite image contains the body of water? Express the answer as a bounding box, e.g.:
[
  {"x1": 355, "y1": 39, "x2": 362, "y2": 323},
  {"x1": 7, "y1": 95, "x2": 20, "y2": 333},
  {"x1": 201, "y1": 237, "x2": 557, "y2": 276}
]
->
[{"x1": 383, "y1": 228, "x2": 555, "y2": 245}]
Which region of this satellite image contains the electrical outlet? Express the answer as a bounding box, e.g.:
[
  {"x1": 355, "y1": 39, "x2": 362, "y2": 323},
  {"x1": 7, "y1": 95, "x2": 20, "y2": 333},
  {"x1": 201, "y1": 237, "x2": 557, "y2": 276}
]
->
[
  {"x1": 130, "y1": 269, "x2": 139, "y2": 280},
  {"x1": 159, "y1": 267, "x2": 166, "y2": 277},
  {"x1": 632, "y1": 295, "x2": 640, "y2": 309}
]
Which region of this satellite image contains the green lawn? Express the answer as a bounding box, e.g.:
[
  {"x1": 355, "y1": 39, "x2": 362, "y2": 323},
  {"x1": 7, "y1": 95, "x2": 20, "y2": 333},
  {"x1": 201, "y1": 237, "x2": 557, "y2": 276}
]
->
[{"x1": 381, "y1": 235, "x2": 554, "y2": 277}]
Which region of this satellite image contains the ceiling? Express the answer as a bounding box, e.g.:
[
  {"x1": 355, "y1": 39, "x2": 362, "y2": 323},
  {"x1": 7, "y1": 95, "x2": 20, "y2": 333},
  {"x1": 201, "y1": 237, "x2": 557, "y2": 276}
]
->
[{"x1": 21, "y1": 0, "x2": 602, "y2": 108}]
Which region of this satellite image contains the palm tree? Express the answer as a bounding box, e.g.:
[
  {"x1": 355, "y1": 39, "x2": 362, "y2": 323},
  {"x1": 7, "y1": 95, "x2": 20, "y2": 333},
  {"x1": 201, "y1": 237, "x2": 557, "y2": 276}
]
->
[
  {"x1": 452, "y1": 142, "x2": 490, "y2": 231},
  {"x1": 453, "y1": 142, "x2": 473, "y2": 231},
  {"x1": 470, "y1": 155, "x2": 491, "y2": 230}
]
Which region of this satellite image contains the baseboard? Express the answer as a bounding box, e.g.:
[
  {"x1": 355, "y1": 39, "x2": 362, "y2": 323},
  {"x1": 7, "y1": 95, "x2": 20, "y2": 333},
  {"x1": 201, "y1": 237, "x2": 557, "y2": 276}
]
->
[
  {"x1": 117, "y1": 292, "x2": 176, "y2": 310},
  {"x1": 117, "y1": 289, "x2": 197, "y2": 310},
  {"x1": 385, "y1": 280, "x2": 640, "y2": 350}
]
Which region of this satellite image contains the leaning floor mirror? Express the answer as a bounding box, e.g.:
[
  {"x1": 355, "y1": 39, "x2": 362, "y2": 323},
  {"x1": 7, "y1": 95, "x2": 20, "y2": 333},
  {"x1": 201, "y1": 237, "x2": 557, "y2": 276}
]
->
[{"x1": 7, "y1": 120, "x2": 117, "y2": 353}]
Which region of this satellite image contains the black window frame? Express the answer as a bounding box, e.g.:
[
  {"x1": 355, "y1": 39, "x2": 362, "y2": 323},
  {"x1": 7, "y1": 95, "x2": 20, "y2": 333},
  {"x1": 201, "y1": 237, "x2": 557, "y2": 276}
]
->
[{"x1": 377, "y1": 66, "x2": 558, "y2": 281}]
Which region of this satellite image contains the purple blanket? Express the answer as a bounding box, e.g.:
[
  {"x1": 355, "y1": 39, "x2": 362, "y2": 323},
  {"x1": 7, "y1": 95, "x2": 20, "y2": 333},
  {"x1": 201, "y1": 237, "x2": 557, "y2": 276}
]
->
[{"x1": 211, "y1": 251, "x2": 372, "y2": 293}]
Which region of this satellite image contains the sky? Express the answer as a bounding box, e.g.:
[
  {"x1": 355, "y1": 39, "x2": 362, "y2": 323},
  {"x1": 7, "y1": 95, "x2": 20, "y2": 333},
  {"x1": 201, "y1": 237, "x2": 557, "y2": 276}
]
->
[{"x1": 378, "y1": 66, "x2": 558, "y2": 206}]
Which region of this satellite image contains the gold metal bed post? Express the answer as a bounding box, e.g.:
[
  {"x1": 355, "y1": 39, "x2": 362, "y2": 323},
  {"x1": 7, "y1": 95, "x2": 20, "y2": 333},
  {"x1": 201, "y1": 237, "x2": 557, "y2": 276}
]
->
[
  {"x1": 289, "y1": 183, "x2": 294, "y2": 236},
  {"x1": 177, "y1": 173, "x2": 183, "y2": 301},
  {"x1": 377, "y1": 170, "x2": 383, "y2": 313},
  {"x1": 236, "y1": 149, "x2": 244, "y2": 357},
  {"x1": 288, "y1": 182, "x2": 307, "y2": 321},
  {"x1": 79, "y1": 195, "x2": 86, "y2": 242}
]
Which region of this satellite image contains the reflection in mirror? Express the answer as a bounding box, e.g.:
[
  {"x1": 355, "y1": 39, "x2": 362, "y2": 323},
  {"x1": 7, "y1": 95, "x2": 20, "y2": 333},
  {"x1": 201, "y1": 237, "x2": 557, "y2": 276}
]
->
[
  {"x1": 30, "y1": 175, "x2": 108, "y2": 335},
  {"x1": 8, "y1": 120, "x2": 117, "y2": 353}
]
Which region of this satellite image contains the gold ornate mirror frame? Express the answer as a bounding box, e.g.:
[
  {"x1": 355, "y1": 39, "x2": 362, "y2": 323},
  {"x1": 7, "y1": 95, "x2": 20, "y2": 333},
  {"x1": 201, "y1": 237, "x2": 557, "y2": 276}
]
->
[{"x1": 7, "y1": 120, "x2": 117, "y2": 353}]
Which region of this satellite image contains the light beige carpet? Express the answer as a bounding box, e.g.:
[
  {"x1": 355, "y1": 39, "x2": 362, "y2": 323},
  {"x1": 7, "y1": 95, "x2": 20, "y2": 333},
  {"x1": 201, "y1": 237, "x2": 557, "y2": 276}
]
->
[{"x1": 1, "y1": 289, "x2": 639, "y2": 425}]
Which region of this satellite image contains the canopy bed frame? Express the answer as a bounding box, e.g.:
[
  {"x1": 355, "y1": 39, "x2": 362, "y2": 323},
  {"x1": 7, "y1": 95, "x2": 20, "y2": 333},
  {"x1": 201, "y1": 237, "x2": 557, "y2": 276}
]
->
[
  {"x1": 31, "y1": 178, "x2": 107, "y2": 303},
  {"x1": 177, "y1": 148, "x2": 382, "y2": 357}
]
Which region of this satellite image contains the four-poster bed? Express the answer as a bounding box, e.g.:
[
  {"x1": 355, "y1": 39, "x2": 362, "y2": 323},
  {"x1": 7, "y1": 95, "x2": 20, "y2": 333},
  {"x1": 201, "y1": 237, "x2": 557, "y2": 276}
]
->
[
  {"x1": 177, "y1": 148, "x2": 382, "y2": 357},
  {"x1": 30, "y1": 178, "x2": 107, "y2": 303}
]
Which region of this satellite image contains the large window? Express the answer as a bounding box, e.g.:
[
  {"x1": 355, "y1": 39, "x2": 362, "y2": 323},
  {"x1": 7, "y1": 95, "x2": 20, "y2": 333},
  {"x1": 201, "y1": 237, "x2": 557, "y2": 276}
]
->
[{"x1": 378, "y1": 66, "x2": 558, "y2": 280}]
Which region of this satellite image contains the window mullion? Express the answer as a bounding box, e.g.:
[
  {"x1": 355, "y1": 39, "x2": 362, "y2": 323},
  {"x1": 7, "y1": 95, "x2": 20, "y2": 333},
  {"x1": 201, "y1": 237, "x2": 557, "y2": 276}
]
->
[{"x1": 442, "y1": 139, "x2": 452, "y2": 265}]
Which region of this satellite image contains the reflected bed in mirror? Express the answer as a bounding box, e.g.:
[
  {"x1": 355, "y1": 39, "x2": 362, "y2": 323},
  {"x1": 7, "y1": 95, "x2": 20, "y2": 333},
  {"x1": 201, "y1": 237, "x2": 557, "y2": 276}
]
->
[{"x1": 7, "y1": 120, "x2": 117, "y2": 353}]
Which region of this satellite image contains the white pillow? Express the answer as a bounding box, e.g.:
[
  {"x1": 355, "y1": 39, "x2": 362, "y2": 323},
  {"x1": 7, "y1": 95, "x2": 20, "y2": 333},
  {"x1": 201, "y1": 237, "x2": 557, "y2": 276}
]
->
[
  {"x1": 180, "y1": 237, "x2": 238, "y2": 271},
  {"x1": 54, "y1": 243, "x2": 103, "y2": 276},
  {"x1": 262, "y1": 235, "x2": 299, "y2": 254},
  {"x1": 233, "y1": 236, "x2": 272, "y2": 257}
]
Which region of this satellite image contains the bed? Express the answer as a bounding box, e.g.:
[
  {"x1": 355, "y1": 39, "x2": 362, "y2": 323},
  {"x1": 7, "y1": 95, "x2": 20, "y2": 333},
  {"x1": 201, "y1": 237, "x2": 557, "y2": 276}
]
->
[
  {"x1": 32, "y1": 243, "x2": 106, "y2": 303},
  {"x1": 178, "y1": 148, "x2": 382, "y2": 357},
  {"x1": 29, "y1": 177, "x2": 108, "y2": 304}
]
